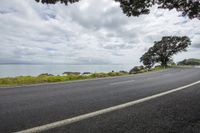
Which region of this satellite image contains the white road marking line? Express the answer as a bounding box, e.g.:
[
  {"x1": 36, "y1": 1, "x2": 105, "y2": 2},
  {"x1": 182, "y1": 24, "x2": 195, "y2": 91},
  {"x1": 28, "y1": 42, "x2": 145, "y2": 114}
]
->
[
  {"x1": 110, "y1": 80, "x2": 135, "y2": 85},
  {"x1": 15, "y1": 80, "x2": 200, "y2": 133}
]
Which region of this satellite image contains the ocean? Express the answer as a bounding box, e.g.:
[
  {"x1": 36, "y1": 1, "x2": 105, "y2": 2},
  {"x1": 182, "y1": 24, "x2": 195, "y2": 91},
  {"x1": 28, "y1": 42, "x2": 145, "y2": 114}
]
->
[{"x1": 0, "y1": 64, "x2": 134, "y2": 77}]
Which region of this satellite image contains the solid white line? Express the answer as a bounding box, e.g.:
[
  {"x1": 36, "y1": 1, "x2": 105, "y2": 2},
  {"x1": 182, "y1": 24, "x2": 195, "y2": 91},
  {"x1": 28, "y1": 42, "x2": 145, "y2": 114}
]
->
[
  {"x1": 110, "y1": 80, "x2": 135, "y2": 85},
  {"x1": 15, "y1": 80, "x2": 200, "y2": 133}
]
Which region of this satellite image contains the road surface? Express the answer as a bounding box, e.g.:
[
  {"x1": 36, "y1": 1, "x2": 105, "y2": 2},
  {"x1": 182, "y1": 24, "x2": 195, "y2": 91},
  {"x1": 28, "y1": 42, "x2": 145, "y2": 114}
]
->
[{"x1": 0, "y1": 68, "x2": 200, "y2": 133}]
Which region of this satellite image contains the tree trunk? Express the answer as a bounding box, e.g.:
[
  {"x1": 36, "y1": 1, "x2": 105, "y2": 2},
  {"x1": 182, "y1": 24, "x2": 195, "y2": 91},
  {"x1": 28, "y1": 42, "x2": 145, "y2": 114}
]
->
[
  {"x1": 161, "y1": 61, "x2": 167, "y2": 68},
  {"x1": 161, "y1": 56, "x2": 169, "y2": 68}
]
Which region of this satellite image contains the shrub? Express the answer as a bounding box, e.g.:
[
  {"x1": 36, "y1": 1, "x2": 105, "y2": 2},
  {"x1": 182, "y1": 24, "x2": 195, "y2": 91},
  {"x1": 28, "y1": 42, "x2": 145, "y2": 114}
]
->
[
  {"x1": 38, "y1": 73, "x2": 54, "y2": 77},
  {"x1": 129, "y1": 66, "x2": 144, "y2": 74},
  {"x1": 91, "y1": 73, "x2": 109, "y2": 78}
]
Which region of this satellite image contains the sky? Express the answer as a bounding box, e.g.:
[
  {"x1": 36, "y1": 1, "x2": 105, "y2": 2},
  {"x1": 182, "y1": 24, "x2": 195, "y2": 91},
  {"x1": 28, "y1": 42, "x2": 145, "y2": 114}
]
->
[{"x1": 0, "y1": 0, "x2": 199, "y2": 65}]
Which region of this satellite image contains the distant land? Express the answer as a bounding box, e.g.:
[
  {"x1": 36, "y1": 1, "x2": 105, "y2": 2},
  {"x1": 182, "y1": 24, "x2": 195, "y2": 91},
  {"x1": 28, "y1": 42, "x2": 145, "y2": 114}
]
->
[
  {"x1": 178, "y1": 58, "x2": 200, "y2": 66},
  {"x1": 0, "y1": 63, "x2": 123, "y2": 65}
]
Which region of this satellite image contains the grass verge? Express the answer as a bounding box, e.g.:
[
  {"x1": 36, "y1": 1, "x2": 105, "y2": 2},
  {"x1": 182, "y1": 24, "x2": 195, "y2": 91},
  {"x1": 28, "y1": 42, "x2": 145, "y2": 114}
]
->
[
  {"x1": 0, "y1": 67, "x2": 168, "y2": 87},
  {"x1": 0, "y1": 72, "x2": 128, "y2": 87}
]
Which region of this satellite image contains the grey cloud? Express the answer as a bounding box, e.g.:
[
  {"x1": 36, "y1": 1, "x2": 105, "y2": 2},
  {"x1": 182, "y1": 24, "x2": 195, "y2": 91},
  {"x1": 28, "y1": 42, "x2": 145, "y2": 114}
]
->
[
  {"x1": 0, "y1": 0, "x2": 199, "y2": 65},
  {"x1": 0, "y1": 8, "x2": 17, "y2": 14},
  {"x1": 191, "y1": 34, "x2": 200, "y2": 48},
  {"x1": 102, "y1": 44, "x2": 133, "y2": 50},
  {"x1": 66, "y1": 0, "x2": 127, "y2": 31},
  {"x1": 75, "y1": 57, "x2": 111, "y2": 65},
  {"x1": 193, "y1": 43, "x2": 200, "y2": 48},
  {"x1": 110, "y1": 52, "x2": 124, "y2": 57}
]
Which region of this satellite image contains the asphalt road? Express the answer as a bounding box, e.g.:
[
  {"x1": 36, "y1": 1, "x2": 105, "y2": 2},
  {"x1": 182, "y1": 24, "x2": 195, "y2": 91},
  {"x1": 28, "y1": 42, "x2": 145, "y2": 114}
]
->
[{"x1": 0, "y1": 68, "x2": 200, "y2": 133}]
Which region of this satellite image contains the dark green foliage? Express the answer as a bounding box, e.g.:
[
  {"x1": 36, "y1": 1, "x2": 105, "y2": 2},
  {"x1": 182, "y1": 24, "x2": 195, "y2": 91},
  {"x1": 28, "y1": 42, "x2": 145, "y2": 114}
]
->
[
  {"x1": 108, "y1": 72, "x2": 125, "y2": 76},
  {"x1": 90, "y1": 72, "x2": 109, "y2": 78},
  {"x1": 82, "y1": 72, "x2": 91, "y2": 75},
  {"x1": 168, "y1": 59, "x2": 176, "y2": 66},
  {"x1": 119, "y1": 70, "x2": 128, "y2": 74},
  {"x1": 115, "y1": 0, "x2": 153, "y2": 17},
  {"x1": 35, "y1": 0, "x2": 80, "y2": 5},
  {"x1": 157, "y1": 0, "x2": 200, "y2": 19},
  {"x1": 140, "y1": 36, "x2": 191, "y2": 68},
  {"x1": 140, "y1": 52, "x2": 155, "y2": 69},
  {"x1": 90, "y1": 72, "x2": 125, "y2": 78},
  {"x1": 63, "y1": 72, "x2": 81, "y2": 75},
  {"x1": 0, "y1": 71, "x2": 128, "y2": 86},
  {"x1": 38, "y1": 73, "x2": 54, "y2": 77},
  {"x1": 129, "y1": 65, "x2": 144, "y2": 74},
  {"x1": 178, "y1": 58, "x2": 200, "y2": 65},
  {"x1": 116, "y1": 0, "x2": 200, "y2": 19},
  {"x1": 35, "y1": 0, "x2": 200, "y2": 19}
]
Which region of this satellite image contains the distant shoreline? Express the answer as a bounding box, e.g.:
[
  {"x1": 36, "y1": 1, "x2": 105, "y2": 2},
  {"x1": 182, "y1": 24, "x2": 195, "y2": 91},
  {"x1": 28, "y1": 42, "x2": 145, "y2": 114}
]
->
[
  {"x1": 0, "y1": 66, "x2": 164, "y2": 87},
  {"x1": 0, "y1": 64, "x2": 134, "y2": 78},
  {"x1": 0, "y1": 65, "x2": 198, "y2": 87},
  {"x1": 0, "y1": 71, "x2": 129, "y2": 87}
]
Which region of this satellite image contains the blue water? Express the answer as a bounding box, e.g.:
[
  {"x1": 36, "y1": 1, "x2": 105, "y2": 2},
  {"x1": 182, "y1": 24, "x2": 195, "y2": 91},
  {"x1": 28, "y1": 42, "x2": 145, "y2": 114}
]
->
[{"x1": 0, "y1": 64, "x2": 134, "y2": 77}]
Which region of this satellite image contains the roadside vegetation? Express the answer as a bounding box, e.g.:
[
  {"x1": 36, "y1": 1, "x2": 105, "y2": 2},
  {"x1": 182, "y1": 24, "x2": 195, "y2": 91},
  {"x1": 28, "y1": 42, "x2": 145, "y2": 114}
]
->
[
  {"x1": 129, "y1": 65, "x2": 169, "y2": 74},
  {"x1": 0, "y1": 72, "x2": 128, "y2": 86},
  {"x1": 1, "y1": 1, "x2": 199, "y2": 87},
  {"x1": 140, "y1": 36, "x2": 191, "y2": 69},
  {"x1": 0, "y1": 35, "x2": 195, "y2": 87},
  {"x1": 0, "y1": 36, "x2": 195, "y2": 87},
  {"x1": 177, "y1": 58, "x2": 200, "y2": 66},
  {"x1": 1, "y1": 61, "x2": 195, "y2": 87},
  {"x1": 0, "y1": 67, "x2": 167, "y2": 87}
]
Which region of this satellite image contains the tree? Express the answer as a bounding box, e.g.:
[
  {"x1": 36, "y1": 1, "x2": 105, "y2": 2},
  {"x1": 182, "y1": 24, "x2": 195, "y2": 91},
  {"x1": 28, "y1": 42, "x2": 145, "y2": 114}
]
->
[
  {"x1": 35, "y1": 0, "x2": 200, "y2": 19},
  {"x1": 35, "y1": 0, "x2": 80, "y2": 5},
  {"x1": 129, "y1": 65, "x2": 144, "y2": 74},
  {"x1": 140, "y1": 36, "x2": 191, "y2": 68},
  {"x1": 115, "y1": 0, "x2": 200, "y2": 19},
  {"x1": 140, "y1": 52, "x2": 155, "y2": 69}
]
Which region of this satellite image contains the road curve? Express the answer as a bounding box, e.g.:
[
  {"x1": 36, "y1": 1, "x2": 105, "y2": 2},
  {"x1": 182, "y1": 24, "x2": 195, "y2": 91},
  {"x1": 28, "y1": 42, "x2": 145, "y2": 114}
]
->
[{"x1": 0, "y1": 68, "x2": 200, "y2": 133}]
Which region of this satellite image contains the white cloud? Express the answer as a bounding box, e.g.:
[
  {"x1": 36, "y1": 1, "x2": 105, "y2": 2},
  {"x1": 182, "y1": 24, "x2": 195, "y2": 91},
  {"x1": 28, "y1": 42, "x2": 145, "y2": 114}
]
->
[{"x1": 0, "y1": 0, "x2": 199, "y2": 65}]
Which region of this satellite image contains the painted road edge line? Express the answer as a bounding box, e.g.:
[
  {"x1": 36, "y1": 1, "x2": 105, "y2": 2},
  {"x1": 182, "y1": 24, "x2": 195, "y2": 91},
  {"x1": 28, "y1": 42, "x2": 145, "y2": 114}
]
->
[{"x1": 15, "y1": 80, "x2": 200, "y2": 133}]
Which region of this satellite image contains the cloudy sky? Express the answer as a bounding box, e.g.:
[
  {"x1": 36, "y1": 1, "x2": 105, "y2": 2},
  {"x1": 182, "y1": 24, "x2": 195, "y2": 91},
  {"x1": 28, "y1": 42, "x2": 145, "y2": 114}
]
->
[{"x1": 0, "y1": 0, "x2": 199, "y2": 65}]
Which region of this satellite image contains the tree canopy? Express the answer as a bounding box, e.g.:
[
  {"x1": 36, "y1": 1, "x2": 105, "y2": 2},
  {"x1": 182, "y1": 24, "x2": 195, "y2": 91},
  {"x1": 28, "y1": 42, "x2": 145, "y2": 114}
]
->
[
  {"x1": 35, "y1": 0, "x2": 200, "y2": 19},
  {"x1": 115, "y1": 0, "x2": 200, "y2": 19},
  {"x1": 140, "y1": 36, "x2": 191, "y2": 68},
  {"x1": 35, "y1": 0, "x2": 79, "y2": 5}
]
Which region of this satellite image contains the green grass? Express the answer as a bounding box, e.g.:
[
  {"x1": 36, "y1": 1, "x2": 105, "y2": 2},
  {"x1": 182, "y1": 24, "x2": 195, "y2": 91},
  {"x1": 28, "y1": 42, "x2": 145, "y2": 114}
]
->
[
  {"x1": 0, "y1": 67, "x2": 168, "y2": 87},
  {"x1": 0, "y1": 72, "x2": 128, "y2": 87},
  {"x1": 178, "y1": 58, "x2": 200, "y2": 66},
  {"x1": 188, "y1": 58, "x2": 200, "y2": 63}
]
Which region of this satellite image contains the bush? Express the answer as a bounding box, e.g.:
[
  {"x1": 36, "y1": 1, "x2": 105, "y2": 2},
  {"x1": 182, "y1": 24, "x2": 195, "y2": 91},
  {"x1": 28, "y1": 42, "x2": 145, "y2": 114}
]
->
[
  {"x1": 129, "y1": 65, "x2": 144, "y2": 74},
  {"x1": 0, "y1": 71, "x2": 129, "y2": 86},
  {"x1": 108, "y1": 72, "x2": 124, "y2": 76},
  {"x1": 90, "y1": 73, "x2": 109, "y2": 78},
  {"x1": 119, "y1": 70, "x2": 128, "y2": 74},
  {"x1": 38, "y1": 73, "x2": 54, "y2": 77}
]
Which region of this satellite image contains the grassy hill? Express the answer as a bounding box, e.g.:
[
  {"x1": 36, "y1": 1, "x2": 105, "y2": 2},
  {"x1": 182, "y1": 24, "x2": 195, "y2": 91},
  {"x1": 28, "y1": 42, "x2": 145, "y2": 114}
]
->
[{"x1": 178, "y1": 58, "x2": 200, "y2": 66}]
